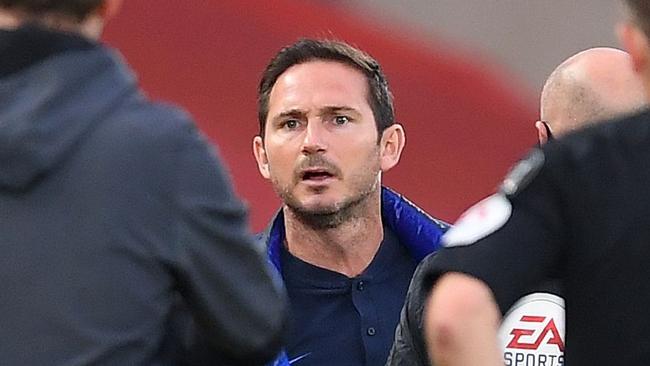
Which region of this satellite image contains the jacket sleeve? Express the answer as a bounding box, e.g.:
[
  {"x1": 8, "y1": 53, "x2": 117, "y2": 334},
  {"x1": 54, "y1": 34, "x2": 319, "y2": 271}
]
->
[
  {"x1": 386, "y1": 253, "x2": 437, "y2": 366},
  {"x1": 168, "y1": 125, "x2": 287, "y2": 365}
]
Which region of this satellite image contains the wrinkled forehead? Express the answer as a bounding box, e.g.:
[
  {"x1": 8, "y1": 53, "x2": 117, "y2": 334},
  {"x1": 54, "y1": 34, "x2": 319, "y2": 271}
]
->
[{"x1": 268, "y1": 61, "x2": 371, "y2": 111}]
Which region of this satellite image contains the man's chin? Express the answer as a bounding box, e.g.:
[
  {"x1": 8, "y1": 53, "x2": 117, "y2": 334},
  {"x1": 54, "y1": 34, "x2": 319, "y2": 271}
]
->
[
  {"x1": 287, "y1": 191, "x2": 341, "y2": 211},
  {"x1": 283, "y1": 189, "x2": 375, "y2": 229},
  {"x1": 290, "y1": 202, "x2": 340, "y2": 216},
  {"x1": 286, "y1": 202, "x2": 345, "y2": 229}
]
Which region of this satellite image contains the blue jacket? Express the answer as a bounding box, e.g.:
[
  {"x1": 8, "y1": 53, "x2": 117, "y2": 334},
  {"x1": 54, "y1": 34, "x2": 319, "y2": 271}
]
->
[{"x1": 260, "y1": 187, "x2": 450, "y2": 365}]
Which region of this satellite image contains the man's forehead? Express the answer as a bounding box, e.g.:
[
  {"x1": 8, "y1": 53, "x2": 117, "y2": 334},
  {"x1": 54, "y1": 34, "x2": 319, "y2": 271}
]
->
[{"x1": 268, "y1": 60, "x2": 370, "y2": 113}]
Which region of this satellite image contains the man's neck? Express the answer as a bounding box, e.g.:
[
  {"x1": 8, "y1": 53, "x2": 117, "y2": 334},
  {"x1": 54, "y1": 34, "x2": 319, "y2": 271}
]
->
[
  {"x1": 0, "y1": 11, "x2": 21, "y2": 29},
  {"x1": 283, "y1": 192, "x2": 384, "y2": 278},
  {"x1": 0, "y1": 10, "x2": 102, "y2": 39}
]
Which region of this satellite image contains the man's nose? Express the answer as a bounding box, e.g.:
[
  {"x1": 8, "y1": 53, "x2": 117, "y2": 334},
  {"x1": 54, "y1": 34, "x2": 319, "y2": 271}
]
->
[{"x1": 301, "y1": 121, "x2": 327, "y2": 154}]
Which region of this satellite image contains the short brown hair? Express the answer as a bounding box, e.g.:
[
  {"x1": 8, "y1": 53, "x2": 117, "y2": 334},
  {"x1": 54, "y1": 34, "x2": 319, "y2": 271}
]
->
[
  {"x1": 257, "y1": 39, "x2": 395, "y2": 139},
  {"x1": 0, "y1": 0, "x2": 104, "y2": 21}
]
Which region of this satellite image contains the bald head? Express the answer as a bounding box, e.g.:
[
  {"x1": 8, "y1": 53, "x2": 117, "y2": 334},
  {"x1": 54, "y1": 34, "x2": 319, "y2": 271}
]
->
[{"x1": 538, "y1": 47, "x2": 647, "y2": 143}]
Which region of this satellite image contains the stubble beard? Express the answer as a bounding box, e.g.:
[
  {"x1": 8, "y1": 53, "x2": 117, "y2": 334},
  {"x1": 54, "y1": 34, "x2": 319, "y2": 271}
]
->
[{"x1": 272, "y1": 151, "x2": 381, "y2": 230}]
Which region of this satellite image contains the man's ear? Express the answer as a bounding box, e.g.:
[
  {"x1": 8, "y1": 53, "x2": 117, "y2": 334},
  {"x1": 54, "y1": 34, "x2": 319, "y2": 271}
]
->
[
  {"x1": 379, "y1": 123, "x2": 406, "y2": 172},
  {"x1": 618, "y1": 22, "x2": 649, "y2": 74},
  {"x1": 253, "y1": 136, "x2": 271, "y2": 179},
  {"x1": 535, "y1": 121, "x2": 549, "y2": 145}
]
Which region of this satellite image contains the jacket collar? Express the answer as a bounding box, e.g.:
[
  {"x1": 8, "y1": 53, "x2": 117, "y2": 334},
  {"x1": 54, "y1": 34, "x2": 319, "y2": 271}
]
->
[{"x1": 262, "y1": 186, "x2": 450, "y2": 273}]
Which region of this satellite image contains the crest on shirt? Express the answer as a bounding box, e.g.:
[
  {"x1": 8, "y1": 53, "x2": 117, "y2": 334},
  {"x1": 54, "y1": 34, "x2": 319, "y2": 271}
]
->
[
  {"x1": 500, "y1": 148, "x2": 545, "y2": 197},
  {"x1": 442, "y1": 193, "x2": 512, "y2": 247}
]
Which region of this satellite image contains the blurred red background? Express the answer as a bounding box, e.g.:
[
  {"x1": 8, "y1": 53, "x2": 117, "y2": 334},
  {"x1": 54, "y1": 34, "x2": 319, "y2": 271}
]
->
[{"x1": 103, "y1": 0, "x2": 537, "y2": 230}]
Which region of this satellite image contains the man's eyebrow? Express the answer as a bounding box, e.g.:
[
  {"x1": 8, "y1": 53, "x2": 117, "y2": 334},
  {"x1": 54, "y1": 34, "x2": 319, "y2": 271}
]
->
[
  {"x1": 270, "y1": 106, "x2": 360, "y2": 124},
  {"x1": 320, "y1": 106, "x2": 358, "y2": 114},
  {"x1": 270, "y1": 109, "x2": 304, "y2": 123},
  {"x1": 317, "y1": 106, "x2": 362, "y2": 118}
]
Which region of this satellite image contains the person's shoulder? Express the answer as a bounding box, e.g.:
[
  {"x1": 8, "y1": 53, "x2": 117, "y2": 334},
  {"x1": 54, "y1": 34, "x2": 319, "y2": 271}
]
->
[
  {"x1": 90, "y1": 96, "x2": 220, "y2": 187},
  {"x1": 254, "y1": 231, "x2": 269, "y2": 246},
  {"x1": 87, "y1": 101, "x2": 216, "y2": 194},
  {"x1": 542, "y1": 112, "x2": 650, "y2": 179},
  {"x1": 108, "y1": 97, "x2": 200, "y2": 149},
  {"x1": 547, "y1": 110, "x2": 650, "y2": 165},
  {"x1": 405, "y1": 252, "x2": 439, "y2": 307},
  {"x1": 593, "y1": 109, "x2": 650, "y2": 153}
]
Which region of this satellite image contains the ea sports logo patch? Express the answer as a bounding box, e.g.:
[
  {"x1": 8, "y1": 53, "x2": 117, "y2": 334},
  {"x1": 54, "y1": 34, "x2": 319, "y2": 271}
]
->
[
  {"x1": 499, "y1": 293, "x2": 565, "y2": 366},
  {"x1": 443, "y1": 193, "x2": 512, "y2": 247}
]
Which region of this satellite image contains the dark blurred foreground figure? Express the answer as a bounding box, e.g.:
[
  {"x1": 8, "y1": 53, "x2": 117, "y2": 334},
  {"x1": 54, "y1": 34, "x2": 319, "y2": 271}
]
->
[
  {"x1": 386, "y1": 46, "x2": 647, "y2": 366},
  {"x1": 424, "y1": 1, "x2": 650, "y2": 365},
  {"x1": 0, "y1": 1, "x2": 286, "y2": 364}
]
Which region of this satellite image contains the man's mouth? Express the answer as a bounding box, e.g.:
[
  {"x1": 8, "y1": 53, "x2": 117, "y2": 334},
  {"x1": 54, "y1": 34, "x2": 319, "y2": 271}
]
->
[{"x1": 301, "y1": 168, "x2": 335, "y2": 181}]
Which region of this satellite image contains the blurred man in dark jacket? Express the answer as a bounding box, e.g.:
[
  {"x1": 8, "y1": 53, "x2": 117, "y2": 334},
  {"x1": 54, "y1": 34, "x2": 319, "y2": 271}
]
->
[{"x1": 0, "y1": 1, "x2": 286, "y2": 364}]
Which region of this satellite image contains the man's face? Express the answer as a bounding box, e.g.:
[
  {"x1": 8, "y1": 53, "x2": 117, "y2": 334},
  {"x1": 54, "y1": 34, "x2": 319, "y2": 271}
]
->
[{"x1": 254, "y1": 60, "x2": 382, "y2": 217}]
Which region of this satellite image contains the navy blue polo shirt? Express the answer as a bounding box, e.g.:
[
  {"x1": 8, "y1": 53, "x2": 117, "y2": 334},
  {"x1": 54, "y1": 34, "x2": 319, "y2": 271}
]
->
[{"x1": 281, "y1": 227, "x2": 418, "y2": 366}]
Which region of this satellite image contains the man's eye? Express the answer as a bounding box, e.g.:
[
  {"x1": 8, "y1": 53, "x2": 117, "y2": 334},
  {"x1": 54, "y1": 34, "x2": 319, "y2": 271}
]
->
[
  {"x1": 334, "y1": 116, "x2": 350, "y2": 125},
  {"x1": 284, "y1": 120, "x2": 299, "y2": 129}
]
